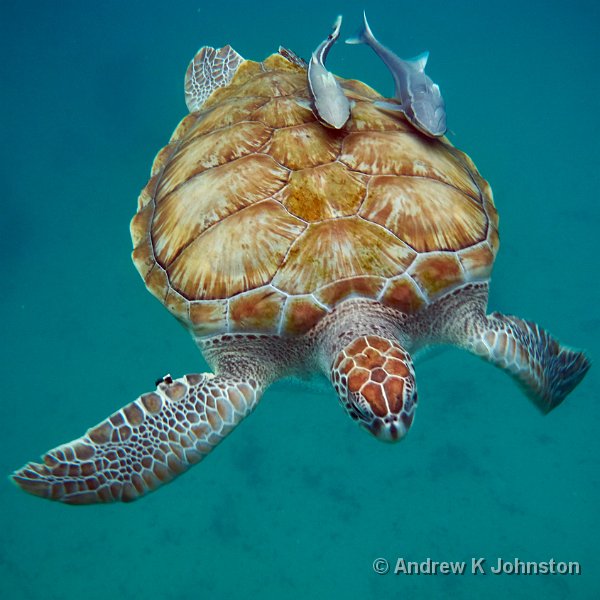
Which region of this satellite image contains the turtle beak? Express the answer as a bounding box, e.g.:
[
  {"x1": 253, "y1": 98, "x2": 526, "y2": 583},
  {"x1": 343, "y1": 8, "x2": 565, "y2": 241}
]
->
[{"x1": 365, "y1": 412, "x2": 414, "y2": 442}]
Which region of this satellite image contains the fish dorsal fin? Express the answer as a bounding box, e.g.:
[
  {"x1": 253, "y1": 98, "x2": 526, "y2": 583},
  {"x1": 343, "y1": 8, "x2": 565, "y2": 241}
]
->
[
  {"x1": 407, "y1": 50, "x2": 429, "y2": 71},
  {"x1": 184, "y1": 45, "x2": 244, "y2": 112}
]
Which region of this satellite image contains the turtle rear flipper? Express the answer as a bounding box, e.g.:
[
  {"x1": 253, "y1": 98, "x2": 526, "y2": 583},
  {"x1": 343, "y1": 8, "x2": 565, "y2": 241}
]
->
[
  {"x1": 12, "y1": 373, "x2": 262, "y2": 504},
  {"x1": 467, "y1": 313, "x2": 590, "y2": 412}
]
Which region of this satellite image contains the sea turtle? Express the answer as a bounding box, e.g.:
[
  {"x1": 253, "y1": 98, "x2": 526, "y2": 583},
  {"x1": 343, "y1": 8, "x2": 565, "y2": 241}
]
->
[{"x1": 12, "y1": 42, "x2": 589, "y2": 504}]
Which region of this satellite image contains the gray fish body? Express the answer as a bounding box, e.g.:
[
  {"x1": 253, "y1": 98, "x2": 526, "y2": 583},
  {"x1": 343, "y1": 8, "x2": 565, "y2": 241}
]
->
[
  {"x1": 347, "y1": 13, "x2": 446, "y2": 137},
  {"x1": 308, "y1": 16, "x2": 351, "y2": 129}
]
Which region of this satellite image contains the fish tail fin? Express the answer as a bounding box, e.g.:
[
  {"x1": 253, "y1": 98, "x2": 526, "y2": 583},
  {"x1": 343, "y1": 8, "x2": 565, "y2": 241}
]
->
[
  {"x1": 332, "y1": 15, "x2": 342, "y2": 34},
  {"x1": 345, "y1": 10, "x2": 375, "y2": 45}
]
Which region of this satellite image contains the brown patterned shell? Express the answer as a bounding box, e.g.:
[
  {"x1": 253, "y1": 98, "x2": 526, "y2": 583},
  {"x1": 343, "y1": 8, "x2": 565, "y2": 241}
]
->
[{"x1": 130, "y1": 53, "x2": 499, "y2": 338}]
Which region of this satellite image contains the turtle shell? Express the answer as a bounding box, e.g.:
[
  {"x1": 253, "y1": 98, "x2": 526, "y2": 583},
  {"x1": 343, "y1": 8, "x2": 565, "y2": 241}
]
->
[{"x1": 130, "y1": 53, "x2": 499, "y2": 338}]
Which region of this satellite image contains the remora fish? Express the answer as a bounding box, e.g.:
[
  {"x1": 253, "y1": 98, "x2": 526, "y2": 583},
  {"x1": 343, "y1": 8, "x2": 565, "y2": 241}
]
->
[
  {"x1": 308, "y1": 15, "x2": 351, "y2": 129},
  {"x1": 346, "y1": 12, "x2": 447, "y2": 137}
]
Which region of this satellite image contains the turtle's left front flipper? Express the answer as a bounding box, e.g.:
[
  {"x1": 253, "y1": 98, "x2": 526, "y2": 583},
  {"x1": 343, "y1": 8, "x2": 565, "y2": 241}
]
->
[
  {"x1": 466, "y1": 313, "x2": 590, "y2": 412},
  {"x1": 12, "y1": 373, "x2": 262, "y2": 504}
]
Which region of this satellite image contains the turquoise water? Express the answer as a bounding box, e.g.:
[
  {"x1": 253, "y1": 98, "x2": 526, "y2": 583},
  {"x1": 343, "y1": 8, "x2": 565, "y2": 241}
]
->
[{"x1": 1, "y1": 0, "x2": 598, "y2": 598}]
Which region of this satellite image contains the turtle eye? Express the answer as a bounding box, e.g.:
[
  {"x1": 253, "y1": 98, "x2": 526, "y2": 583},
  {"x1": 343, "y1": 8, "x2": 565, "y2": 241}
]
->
[{"x1": 348, "y1": 393, "x2": 372, "y2": 421}]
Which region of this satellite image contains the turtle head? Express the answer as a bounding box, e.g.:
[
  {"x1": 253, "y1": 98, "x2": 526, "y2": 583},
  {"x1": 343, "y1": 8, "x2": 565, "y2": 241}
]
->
[{"x1": 330, "y1": 335, "x2": 417, "y2": 442}]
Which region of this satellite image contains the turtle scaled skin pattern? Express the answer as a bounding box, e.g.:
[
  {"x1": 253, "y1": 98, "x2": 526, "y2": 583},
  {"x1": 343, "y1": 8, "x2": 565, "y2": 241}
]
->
[{"x1": 13, "y1": 45, "x2": 590, "y2": 504}]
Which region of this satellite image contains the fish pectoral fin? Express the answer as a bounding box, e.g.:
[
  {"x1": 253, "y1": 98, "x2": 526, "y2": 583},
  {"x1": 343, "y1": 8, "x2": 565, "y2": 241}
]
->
[
  {"x1": 374, "y1": 100, "x2": 405, "y2": 113},
  {"x1": 293, "y1": 98, "x2": 313, "y2": 111}
]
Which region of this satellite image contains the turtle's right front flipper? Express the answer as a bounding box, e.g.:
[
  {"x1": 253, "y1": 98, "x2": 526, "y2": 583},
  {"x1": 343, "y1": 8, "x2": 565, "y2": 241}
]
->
[{"x1": 12, "y1": 373, "x2": 262, "y2": 504}]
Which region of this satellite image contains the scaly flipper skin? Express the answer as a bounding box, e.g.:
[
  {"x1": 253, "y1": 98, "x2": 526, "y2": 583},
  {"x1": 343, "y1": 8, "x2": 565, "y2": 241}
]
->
[
  {"x1": 331, "y1": 335, "x2": 417, "y2": 441},
  {"x1": 278, "y1": 46, "x2": 308, "y2": 69},
  {"x1": 466, "y1": 313, "x2": 590, "y2": 412},
  {"x1": 184, "y1": 45, "x2": 244, "y2": 112},
  {"x1": 12, "y1": 373, "x2": 262, "y2": 504}
]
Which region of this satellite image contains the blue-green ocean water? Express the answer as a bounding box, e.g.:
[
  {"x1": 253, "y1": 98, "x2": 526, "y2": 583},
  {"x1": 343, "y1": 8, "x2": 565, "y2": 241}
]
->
[{"x1": 1, "y1": 1, "x2": 598, "y2": 598}]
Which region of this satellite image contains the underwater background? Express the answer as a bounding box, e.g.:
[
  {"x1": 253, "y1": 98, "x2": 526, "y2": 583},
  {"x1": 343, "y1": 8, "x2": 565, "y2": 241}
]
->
[{"x1": 1, "y1": 0, "x2": 598, "y2": 598}]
